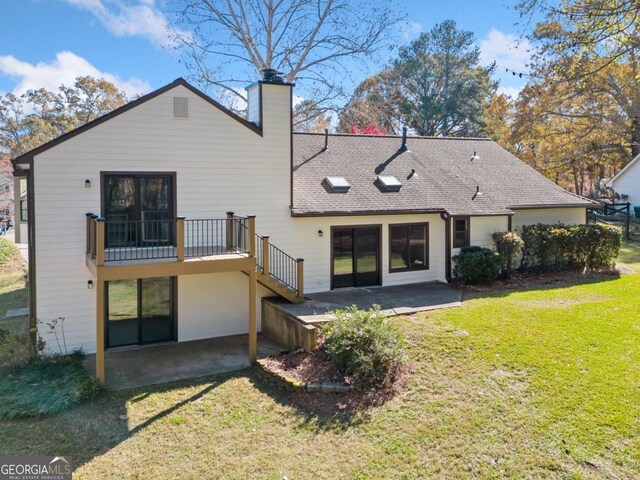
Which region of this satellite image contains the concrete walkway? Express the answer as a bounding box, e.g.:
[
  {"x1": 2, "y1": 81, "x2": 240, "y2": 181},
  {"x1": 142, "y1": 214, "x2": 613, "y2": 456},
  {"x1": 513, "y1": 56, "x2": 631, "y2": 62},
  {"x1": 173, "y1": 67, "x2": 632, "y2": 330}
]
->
[
  {"x1": 266, "y1": 281, "x2": 462, "y2": 325},
  {"x1": 83, "y1": 334, "x2": 286, "y2": 390}
]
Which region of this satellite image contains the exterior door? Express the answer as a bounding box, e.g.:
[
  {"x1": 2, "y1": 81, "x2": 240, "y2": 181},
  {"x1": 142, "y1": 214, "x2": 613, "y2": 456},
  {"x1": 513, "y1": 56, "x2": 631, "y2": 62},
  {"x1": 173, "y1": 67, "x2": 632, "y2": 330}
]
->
[
  {"x1": 103, "y1": 174, "x2": 174, "y2": 248},
  {"x1": 332, "y1": 226, "x2": 381, "y2": 288},
  {"x1": 106, "y1": 277, "x2": 175, "y2": 348}
]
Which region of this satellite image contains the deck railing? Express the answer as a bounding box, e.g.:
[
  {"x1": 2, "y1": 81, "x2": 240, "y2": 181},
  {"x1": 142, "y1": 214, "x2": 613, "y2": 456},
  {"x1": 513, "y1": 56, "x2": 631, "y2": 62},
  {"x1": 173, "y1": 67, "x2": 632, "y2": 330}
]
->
[
  {"x1": 86, "y1": 212, "x2": 252, "y2": 264},
  {"x1": 257, "y1": 234, "x2": 304, "y2": 299},
  {"x1": 86, "y1": 212, "x2": 303, "y2": 299}
]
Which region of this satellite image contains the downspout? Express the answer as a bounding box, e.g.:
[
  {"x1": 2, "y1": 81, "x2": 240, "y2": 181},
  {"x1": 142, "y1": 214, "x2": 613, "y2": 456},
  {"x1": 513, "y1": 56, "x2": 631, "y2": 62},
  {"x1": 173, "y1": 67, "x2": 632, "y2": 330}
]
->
[
  {"x1": 441, "y1": 212, "x2": 452, "y2": 282},
  {"x1": 26, "y1": 166, "x2": 37, "y2": 348}
]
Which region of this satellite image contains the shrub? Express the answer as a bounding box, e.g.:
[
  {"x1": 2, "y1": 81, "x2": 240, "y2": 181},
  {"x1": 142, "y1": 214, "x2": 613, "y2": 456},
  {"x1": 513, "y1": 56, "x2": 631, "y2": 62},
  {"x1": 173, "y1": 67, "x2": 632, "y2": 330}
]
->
[
  {"x1": 492, "y1": 231, "x2": 524, "y2": 278},
  {"x1": 519, "y1": 223, "x2": 622, "y2": 272},
  {"x1": 0, "y1": 353, "x2": 102, "y2": 419},
  {"x1": 321, "y1": 305, "x2": 406, "y2": 390},
  {"x1": 453, "y1": 246, "x2": 502, "y2": 285},
  {"x1": 0, "y1": 238, "x2": 19, "y2": 268}
]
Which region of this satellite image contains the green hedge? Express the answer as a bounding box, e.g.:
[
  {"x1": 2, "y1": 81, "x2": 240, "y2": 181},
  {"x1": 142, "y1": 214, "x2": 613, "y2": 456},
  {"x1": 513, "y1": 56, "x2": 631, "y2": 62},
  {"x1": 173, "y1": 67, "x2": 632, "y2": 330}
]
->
[
  {"x1": 492, "y1": 231, "x2": 524, "y2": 278},
  {"x1": 519, "y1": 223, "x2": 622, "y2": 272},
  {"x1": 453, "y1": 246, "x2": 503, "y2": 285}
]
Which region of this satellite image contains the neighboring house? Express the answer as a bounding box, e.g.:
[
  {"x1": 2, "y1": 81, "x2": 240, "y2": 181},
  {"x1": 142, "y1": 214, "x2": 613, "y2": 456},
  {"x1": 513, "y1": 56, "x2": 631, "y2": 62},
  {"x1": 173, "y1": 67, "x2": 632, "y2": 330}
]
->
[
  {"x1": 12, "y1": 76, "x2": 597, "y2": 384},
  {"x1": 0, "y1": 173, "x2": 13, "y2": 223},
  {"x1": 607, "y1": 153, "x2": 640, "y2": 214}
]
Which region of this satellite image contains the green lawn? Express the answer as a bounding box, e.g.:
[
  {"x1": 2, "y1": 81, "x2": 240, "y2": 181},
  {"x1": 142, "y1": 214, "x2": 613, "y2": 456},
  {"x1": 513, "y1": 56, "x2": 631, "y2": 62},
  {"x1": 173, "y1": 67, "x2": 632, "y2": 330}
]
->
[{"x1": 0, "y1": 249, "x2": 638, "y2": 478}]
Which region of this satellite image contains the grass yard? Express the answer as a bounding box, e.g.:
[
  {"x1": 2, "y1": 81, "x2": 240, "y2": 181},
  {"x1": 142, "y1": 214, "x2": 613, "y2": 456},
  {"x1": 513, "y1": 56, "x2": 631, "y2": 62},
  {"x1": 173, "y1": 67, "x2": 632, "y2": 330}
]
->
[{"x1": 0, "y1": 244, "x2": 638, "y2": 478}]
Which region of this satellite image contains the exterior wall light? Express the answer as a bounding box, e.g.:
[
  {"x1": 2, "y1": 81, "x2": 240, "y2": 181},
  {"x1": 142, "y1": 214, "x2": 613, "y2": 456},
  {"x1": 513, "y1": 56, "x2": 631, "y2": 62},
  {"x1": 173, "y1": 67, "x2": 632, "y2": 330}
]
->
[
  {"x1": 85, "y1": 179, "x2": 91, "y2": 188},
  {"x1": 318, "y1": 229, "x2": 324, "y2": 237},
  {"x1": 87, "y1": 280, "x2": 94, "y2": 289}
]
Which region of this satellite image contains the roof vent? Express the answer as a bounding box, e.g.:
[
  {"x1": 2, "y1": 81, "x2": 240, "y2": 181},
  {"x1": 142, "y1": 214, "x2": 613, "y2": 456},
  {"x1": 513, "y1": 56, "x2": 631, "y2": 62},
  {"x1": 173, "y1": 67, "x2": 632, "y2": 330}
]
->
[
  {"x1": 377, "y1": 175, "x2": 402, "y2": 192},
  {"x1": 173, "y1": 97, "x2": 189, "y2": 118},
  {"x1": 324, "y1": 176, "x2": 351, "y2": 193}
]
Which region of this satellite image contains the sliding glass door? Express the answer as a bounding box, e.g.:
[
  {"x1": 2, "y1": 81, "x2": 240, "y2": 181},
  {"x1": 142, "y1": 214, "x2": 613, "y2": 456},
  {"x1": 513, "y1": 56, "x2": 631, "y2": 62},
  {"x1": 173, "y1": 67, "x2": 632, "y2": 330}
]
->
[
  {"x1": 332, "y1": 226, "x2": 381, "y2": 289},
  {"x1": 106, "y1": 277, "x2": 175, "y2": 348}
]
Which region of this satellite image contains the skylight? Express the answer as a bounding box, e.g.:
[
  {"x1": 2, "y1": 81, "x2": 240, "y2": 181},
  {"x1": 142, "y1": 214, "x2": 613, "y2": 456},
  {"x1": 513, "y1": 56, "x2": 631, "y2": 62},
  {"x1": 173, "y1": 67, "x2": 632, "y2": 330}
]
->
[
  {"x1": 377, "y1": 175, "x2": 402, "y2": 192},
  {"x1": 325, "y1": 176, "x2": 351, "y2": 193}
]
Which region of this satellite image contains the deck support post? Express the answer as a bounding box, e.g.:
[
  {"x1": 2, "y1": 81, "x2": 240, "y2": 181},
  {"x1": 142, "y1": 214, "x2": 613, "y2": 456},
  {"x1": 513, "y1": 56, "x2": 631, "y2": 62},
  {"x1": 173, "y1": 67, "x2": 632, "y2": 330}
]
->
[
  {"x1": 226, "y1": 211, "x2": 234, "y2": 252},
  {"x1": 96, "y1": 278, "x2": 106, "y2": 385},
  {"x1": 95, "y1": 218, "x2": 105, "y2": 266},
  {"x1": 85, "y1": 213, "x2": 93, "y2": 254},
  {"x1": 176, "y1": 217, "x2": 185, "y2": 261},
  {"x1": 296, "y1": 258, "x2": 304, "y2": 299},
  {"x1": 247, "y1": 215, "x2": 256, "y2": 257},
  {"x1": 248, "y1": 267, "x2": 257, "y2": 364},
  {"x1": 262, "y1": 235, "x2": 270, "y2": 275}
]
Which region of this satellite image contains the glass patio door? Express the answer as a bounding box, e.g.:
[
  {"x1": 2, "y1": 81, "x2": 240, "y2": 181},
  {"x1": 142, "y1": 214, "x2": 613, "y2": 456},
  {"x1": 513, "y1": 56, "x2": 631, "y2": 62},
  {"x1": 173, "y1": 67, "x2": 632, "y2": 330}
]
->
[
  {"x1": 332, "y1": 227, "x2": 381, "y2": 289},
  {"x1": 103, "y1": 174, "x2": 174, "y2": 248},
  {"x1": 106, "y1": 277, "x2": 175, "y2": 348}
]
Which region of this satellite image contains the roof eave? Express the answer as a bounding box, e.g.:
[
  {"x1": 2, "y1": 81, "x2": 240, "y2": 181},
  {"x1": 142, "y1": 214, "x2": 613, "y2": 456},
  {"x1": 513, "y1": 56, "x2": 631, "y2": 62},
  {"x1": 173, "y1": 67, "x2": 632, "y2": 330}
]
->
[
  {"x1": 12, "y1": 77, "x2": 263, "y2": 165},
  {"x1": 290, "y1": 208, "x2": 447, "y2": 218}
]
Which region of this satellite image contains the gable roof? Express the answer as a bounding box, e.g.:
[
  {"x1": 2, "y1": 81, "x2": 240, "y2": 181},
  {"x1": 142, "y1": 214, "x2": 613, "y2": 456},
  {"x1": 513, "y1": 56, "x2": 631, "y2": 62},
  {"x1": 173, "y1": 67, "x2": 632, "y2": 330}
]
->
[
  {"x1": 606, "y1": 153, "x2": 640, "y2": 187},
  {"x1": 12, "y1": 78, "x2": 262, "y2": 168},
  {"x1": 292, "y1": 133, "x2": 598, "y2": 217}
]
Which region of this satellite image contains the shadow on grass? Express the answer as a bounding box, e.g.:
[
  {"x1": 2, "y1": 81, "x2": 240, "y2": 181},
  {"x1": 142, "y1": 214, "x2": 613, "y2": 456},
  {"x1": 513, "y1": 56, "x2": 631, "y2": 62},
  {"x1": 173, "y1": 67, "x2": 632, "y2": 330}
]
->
[
  {"x1": 0, "y1": 365, "x2": 374, "y2": 472},
  {"x1": 460, "y1": 270, "x2": 622, "y2": 301},
  {"x1": 247, "y1": 372, "x2": 375, "y2": 433}
]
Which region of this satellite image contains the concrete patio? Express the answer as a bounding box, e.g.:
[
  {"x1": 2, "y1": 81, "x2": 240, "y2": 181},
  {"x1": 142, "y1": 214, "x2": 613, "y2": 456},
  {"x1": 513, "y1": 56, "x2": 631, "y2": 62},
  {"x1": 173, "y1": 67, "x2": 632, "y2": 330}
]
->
[
  {"x1": 262, "y1": 281, "x2": 462, "y2": 350},
  {"x1": 83, "y1": 333, "x2": 286, "y2": 390},
  {"x1": 267, "y1": 281, "x2": 462, "y2": 324}
]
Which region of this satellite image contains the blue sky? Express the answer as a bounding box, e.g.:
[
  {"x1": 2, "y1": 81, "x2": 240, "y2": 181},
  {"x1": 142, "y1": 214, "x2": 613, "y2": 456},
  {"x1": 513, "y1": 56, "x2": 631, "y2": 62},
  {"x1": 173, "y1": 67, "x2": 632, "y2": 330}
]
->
[{"x1": 0, "y1": 0, "x2": 533, "y2": 102}]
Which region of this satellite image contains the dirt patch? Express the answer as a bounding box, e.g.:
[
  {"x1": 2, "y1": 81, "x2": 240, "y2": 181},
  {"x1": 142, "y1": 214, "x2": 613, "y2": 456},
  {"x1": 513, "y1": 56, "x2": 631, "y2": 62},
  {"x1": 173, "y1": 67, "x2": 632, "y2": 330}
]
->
[
  {"x1": 456, "y1": 268, "x2": 621, "y2": 293},
  {"x1": 262, "y1": 349, "x2": 348, "y2": 385}
]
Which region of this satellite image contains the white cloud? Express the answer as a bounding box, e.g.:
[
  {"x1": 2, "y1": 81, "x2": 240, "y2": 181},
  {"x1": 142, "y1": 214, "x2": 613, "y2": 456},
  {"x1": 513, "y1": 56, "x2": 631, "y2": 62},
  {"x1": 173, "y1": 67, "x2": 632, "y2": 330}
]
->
[
  {"x1": 400, "y1": 21, "x2": 422, "y2": 40},
  {"x1": 479, "y1": 29, "x2": 532, "y2": 72},
  {"x1": 62, "y1": 0, "x2": 189, "y2": 48},
  {"x1": 0, "y1": 51, "x2": 150, "y2": 97}
]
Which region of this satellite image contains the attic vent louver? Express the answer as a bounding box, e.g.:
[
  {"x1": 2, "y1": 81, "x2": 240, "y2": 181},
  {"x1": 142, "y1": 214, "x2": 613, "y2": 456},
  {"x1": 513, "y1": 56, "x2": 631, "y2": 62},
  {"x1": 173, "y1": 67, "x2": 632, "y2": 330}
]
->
[
  {"x1": 377, "y1": 175, "x2": 402, "y2": 192},
  {"x1": 173, "y1": 97, "x2": 189, "y2": 118},
  {"x1": 325, "y1": 176, "x2": 351, "y2": 193}
]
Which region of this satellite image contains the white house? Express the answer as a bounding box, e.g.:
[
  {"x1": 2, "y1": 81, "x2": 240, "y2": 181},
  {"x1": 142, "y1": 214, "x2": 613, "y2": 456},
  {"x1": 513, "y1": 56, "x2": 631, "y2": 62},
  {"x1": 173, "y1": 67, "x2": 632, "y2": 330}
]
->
[
  {"x1": 607, "y1": 153, "x2": 640, "y2": 215},
  {"x1": 12, "y1": 75, "x2": 597, "y2": 384}
]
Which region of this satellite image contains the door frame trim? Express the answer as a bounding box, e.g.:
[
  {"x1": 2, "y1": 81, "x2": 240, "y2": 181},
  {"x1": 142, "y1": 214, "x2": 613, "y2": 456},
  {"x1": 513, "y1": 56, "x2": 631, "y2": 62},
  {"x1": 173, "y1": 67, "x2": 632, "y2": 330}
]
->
[
  {"x1": 330, "y1": 224, "x2": 382, "y2": 290},
  {"x1": 104, "y1": 276, "x2": 178, "y2": 349},
  {"x1": 100, "y1": 171, "x2": 178, "y2": 220}
]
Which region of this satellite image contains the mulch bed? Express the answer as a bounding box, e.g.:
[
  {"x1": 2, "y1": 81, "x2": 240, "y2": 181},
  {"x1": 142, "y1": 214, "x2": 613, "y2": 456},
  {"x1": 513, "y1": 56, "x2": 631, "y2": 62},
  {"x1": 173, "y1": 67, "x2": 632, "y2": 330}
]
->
[
  {"x1": 259, "y1": 346, "x2": 408, "y2": 414},
  {"x1": 454, "y1": 267, "x2": 624, "y2": 293},
  {"x1": 261, "y1": 348, "x2": 348, "y2": 385}
]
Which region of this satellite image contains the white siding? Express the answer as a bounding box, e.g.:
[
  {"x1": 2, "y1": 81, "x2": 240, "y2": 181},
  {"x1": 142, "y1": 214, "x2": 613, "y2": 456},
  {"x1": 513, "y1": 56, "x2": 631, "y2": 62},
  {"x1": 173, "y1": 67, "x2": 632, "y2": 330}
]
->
[
  {"x1": 178, "y1": 272, "x2": 271, "y2": 342},
  {"x1": 33, "y1": 83, "x2": 292, "y2": 354},
  {"x1": 611, "y1": 163, "x2": 640, "y2": 212},
  {"x1": 512, "y1": 207, "x2": 586, "y2": 230},
  {"x1": 451, "y1": 215, "x2": 509, "y2": 255},
  {"x1": 292, "y1": 214, "x2": 447, "y2": 293}
]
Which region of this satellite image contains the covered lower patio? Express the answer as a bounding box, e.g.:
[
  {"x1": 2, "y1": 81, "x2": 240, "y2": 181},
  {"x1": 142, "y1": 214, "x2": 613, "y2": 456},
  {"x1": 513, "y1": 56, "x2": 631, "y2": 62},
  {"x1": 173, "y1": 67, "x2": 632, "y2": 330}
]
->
[{"x1": 83, "y1": 334, "x2": 285, "y2": 390}]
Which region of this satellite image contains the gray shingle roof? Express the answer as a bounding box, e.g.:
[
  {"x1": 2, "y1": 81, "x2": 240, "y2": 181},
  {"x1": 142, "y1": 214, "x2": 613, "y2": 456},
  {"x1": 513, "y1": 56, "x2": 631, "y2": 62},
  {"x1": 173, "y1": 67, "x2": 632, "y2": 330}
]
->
[{"x1": 292, "y1": 133, "x2": 597, "y2": 216}]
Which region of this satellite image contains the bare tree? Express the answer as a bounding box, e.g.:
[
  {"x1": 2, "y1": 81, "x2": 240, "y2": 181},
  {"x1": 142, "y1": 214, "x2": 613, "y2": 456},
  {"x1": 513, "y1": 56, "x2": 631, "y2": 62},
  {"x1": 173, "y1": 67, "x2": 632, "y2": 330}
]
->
[{"x1": 169, "y1": 0, "x2": 404, "y2": 109}]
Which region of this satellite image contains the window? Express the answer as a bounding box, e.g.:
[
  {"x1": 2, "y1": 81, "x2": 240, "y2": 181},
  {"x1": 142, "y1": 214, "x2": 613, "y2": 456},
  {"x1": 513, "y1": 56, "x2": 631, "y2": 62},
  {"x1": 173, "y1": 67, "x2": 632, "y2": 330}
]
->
[
  {"x1": 389, "y1": 223, "x2": 429, "y2": 272},
  {"x1": 20, "y1": 200, "x2": 27, "y2": 222},
  {"x1": 453, "y1": 216, "x2": 470, "y2": 248}
]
